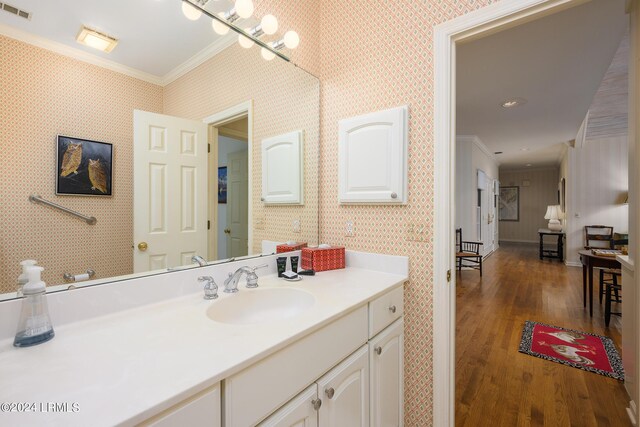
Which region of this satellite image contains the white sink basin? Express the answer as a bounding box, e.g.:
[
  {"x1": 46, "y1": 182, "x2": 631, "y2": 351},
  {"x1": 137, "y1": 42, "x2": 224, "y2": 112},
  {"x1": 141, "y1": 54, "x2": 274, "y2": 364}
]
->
[{"x1": 206, "y1": 287, "x2": 315, "y2": 325}]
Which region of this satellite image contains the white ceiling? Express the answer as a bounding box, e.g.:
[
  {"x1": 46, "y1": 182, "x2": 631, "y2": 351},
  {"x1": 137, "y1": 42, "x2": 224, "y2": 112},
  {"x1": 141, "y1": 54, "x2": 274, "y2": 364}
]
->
[
  {"x1": 456, "y1": 0, "x2": 627, "y2": 169},
  {"x1": 0, "y1": 0, "x2": 250, "y2": 82}
]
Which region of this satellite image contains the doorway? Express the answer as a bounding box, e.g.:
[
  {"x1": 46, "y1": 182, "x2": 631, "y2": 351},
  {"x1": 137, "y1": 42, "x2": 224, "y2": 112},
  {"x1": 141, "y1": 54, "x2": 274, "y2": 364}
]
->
[
  {"x1": 433, "y1": 0, "x2": 637, "y2": 425},
  {"x1": 204, "y1": 100, "x2": 254, "y2": 262}
]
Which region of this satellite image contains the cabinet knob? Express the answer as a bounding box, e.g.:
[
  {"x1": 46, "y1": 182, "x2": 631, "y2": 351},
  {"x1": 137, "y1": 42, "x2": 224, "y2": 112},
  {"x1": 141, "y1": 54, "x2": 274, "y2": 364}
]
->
[
  {"x1": 311, "y1": 398, "x2": 322, "y2": 410},
  {"x1": 374, "y1": 346, "x2": 382, "y2": 355},
  {"x1": 388, "y1": 305, "x2": 397, "y2": 314},
  {"x1": 391, "y1": 192, "x2": 398, "y2": 199},
  {"x1": 325, "y1": 387, "x2": 335, "y2": 399}
]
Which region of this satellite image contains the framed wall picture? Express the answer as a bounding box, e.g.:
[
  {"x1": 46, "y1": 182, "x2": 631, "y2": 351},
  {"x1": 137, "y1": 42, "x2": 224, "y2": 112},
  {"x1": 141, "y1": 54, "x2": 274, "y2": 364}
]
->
[
  {"x1": 499, "y1": 186, "x2": 519, "y2": 221},
  {"x1": 218, "y1": 166, "x2": 227, "y2": 204},
  {"x1": 56, "y1": 135, "x2": 113, "y2": 196}
]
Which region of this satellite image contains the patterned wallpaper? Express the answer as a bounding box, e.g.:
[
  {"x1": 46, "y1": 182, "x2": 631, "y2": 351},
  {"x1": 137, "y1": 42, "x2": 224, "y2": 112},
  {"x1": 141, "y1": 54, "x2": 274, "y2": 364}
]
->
[
  {"x1": 163, "y1": 43, "x2": 320, "y2": 254},
  {"x1": 256, "y1": 0, "x2": 497, "y2": 424},
  {"x1": 0, "y1": 35, "x2": 163, "y2": 293}
]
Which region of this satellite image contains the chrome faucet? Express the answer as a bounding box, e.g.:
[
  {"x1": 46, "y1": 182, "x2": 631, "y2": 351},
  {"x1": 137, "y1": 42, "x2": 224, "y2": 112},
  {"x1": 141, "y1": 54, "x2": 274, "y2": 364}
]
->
[
  {"x1": 192, "y1": 255, "x2": 207, "y2": 267},
  {"x1": 224, "y1": 264, "x2": 268, "y2": 293},
  {"x1": 198, "y1": 276, "x2": 218, "y2": 300}
]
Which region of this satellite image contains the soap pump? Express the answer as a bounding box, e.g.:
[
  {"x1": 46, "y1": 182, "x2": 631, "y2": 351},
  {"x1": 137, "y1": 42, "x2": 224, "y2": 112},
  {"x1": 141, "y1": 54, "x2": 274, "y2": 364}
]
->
[
  {"x1": 17, "y1": 259, "x2": 38, "y2": 297},
  {"x1": 14, "y1": 266, "x2": 55, "y2": 347}
]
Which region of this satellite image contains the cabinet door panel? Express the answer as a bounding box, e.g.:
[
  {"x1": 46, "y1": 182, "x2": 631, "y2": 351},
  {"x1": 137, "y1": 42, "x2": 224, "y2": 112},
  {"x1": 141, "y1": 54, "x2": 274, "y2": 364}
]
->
[
  {"x1": 259, "y1": 384, "x2": 318, "y2": 427},
  {"x1": 317, "y1": 345, "x2": 369, "y2": 427},
  {"x1": 370, "y1": 319, "x2": 404, "y2": 427}
]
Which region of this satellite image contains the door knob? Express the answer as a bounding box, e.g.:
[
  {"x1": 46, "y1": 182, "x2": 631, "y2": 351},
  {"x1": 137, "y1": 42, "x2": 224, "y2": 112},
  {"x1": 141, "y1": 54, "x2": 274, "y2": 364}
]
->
[
  {"x1": 138, "y1": 242, "x2": 148, "y2": 251},
  {"x1": 224, "y1": 228, "x2": 231, "y2": 234}
]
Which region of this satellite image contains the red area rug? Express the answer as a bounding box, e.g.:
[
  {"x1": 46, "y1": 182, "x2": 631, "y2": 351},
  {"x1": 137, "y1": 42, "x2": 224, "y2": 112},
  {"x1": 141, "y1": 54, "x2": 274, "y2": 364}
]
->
[{"x1": 519, "y1": 321, "x2": 624, "y2": 381}]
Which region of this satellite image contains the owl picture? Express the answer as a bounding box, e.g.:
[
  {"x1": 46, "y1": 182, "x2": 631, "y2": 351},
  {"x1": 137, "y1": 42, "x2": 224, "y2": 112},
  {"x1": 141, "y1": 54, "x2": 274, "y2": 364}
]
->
[
  {"x1": 60, "y1": 142, "x2": 83, "y2": 177},
  {"x1": 88, "y1": 159, "x2": 108, "y2": 193}
]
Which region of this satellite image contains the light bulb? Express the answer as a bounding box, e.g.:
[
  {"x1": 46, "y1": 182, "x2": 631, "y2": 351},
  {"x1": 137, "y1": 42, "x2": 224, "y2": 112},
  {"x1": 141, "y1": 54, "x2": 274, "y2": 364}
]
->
[
  {"x1": 283, "y1": 30, "x2": 299, "y2": 49},
  {"x1": 235, "y1": 0, "x2": 254, "y2": 19},
  {"x1": 182, "y1": 2, "x2": 202, "y2": 20},
  {"x1": 238, "y1": 31, "x2": 254, "y2": 49},
  {"x1": 212, "y1": 12, "x2": 230, "y2": 35},
  {"x1": 261, "y1": 47, "x2": 275, "y2": 61},
  {"x1": 261, "y1": 14, "x2": 278, "y2": 35}
]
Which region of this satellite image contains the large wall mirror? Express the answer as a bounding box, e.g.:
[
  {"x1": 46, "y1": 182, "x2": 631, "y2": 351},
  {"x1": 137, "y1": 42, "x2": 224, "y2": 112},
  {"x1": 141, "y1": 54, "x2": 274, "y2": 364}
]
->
[{"x1": 0, "y1": 0, "x2": 319, "y2": 301}]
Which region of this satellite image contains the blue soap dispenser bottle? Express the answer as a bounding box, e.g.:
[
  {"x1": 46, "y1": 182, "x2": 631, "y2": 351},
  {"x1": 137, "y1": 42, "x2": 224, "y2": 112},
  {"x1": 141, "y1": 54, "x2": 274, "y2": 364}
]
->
[{"x1": 14, "y1": 266, "x2": 55, "y2": 347}]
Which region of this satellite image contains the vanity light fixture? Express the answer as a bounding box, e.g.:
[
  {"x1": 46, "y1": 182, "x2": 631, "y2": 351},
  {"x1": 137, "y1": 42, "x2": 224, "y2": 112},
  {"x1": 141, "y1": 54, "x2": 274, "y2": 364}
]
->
[
  {"x1": 501, "y1": 97, "x2": 527, "y2": 108},
  {"x1": 76, "y1": 26, "x2": 118, "y2": 53},
  {"x1": 182, "y1": 0, "x2": 209, "y2": 21},
  {"x1": 181, "y1": 0, "x2": 298, "y2": 62}
]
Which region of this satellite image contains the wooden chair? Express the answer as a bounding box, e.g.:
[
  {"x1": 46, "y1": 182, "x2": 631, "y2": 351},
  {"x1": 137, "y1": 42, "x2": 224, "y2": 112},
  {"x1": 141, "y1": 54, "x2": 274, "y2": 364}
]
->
[
  {"x1": 455, "y1": 228, "x2": 483, "y2": 276},
  {"x1": 603, "y1": 272, "x2": 622, "y2": 327},
  {"x1": 584, "y1": 225, "x2": 614, "y2": 249}
]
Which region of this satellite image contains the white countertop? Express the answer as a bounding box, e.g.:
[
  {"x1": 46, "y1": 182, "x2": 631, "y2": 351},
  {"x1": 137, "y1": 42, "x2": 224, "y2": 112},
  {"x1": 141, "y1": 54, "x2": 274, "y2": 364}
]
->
[{"x1": 0, "y1": 267, "x2": 406, "y2": 426}]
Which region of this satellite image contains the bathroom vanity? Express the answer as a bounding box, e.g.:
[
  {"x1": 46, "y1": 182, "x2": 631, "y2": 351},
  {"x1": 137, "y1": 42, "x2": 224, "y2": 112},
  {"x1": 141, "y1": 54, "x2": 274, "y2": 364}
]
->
[{"x1": 0, "y1": 251, "x2": 407, "y2": 427}]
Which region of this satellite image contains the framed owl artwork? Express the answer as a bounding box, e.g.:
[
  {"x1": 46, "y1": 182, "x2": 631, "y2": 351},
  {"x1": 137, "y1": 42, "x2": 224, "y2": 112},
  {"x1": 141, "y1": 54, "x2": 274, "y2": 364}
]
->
[{"x1": 56, "y1": 135, "x2": 113, "y2": 196}]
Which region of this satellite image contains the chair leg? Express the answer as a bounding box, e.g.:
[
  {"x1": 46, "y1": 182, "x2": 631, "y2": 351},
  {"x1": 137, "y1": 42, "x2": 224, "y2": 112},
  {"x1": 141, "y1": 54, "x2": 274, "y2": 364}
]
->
[
  {"x1": 479, "y1": 257, "x2": 483, "y2": 277},
  {"x1": 605, "y1": 283, "x2": 612, "y2": 327}
]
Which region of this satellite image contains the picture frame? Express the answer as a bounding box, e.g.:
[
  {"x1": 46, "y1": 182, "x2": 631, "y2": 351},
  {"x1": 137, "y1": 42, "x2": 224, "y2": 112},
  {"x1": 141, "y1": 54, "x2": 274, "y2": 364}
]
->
[
  {"x1": 499, "y1": 186, "x2": 519, "y2": 221},
  {"x1": 56, "y1": 135, "x2": 113, "y2": 196},
  {"x1": 218, "y1": 166, "x2": 227, "y2": 204}
]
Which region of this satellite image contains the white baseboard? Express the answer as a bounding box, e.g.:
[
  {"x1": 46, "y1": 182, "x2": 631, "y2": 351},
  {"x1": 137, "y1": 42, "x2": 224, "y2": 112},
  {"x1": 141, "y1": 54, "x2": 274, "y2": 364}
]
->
[{"x1": 627, "y1": 400, "x2": 637, "y2": 426}]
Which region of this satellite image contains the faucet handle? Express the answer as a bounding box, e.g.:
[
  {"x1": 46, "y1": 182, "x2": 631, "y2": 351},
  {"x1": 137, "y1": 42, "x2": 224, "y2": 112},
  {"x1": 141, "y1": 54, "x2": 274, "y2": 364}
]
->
[
  {"x1": 245, "y1": 264, "x2": 268, "y2": 289},
  {"x1": 198, "y1": 276, "x2": 218, "y2": 300}
]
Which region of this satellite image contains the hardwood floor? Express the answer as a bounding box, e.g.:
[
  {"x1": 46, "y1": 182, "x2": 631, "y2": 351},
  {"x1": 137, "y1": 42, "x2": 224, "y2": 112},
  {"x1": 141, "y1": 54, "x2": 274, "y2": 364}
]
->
[{"x1": 456, "y1": 242, "x2": 630, "y2": 427}]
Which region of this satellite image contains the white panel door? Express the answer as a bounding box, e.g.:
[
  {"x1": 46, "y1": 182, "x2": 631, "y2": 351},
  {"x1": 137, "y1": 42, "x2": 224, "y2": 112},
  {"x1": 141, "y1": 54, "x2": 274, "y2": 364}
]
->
[
  {"x1": 258, "y1": 385, "x2": 319, "y2": 427},
  {"x1": 226, "y1": 150, "x2": 249, "y2": 258},
  {"x1": 262, "y1": 131, "x2": 304, "y2": 204},
  {"x1": 369, "y1": 319, "x2": 404, "y2": 427},
  {"x1": 317, "y1": 345, "x2": 369, "y2": 427},
  {"x1": 338, "y1": 106, "x2": 408, "y2": 204},
  {"x1": 133, "y1": 110, "x2": 208, "y2": 273}
]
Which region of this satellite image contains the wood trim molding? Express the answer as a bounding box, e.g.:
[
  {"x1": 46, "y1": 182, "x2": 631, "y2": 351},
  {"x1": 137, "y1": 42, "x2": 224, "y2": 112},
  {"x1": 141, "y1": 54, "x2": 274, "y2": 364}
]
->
[
  {"x1": 456, "y1": 135, "x2": 501, "y2": 165},
  {"x1": 203, "y1": 101, "x2": 254, "y2": 255},
  {"x1": 433, "y1": 1, "x2": 583, "y2": 425}
]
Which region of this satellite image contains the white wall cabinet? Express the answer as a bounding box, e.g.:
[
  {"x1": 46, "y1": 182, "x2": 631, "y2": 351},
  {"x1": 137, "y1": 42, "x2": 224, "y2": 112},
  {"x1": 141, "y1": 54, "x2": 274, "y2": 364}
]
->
[
  {"x1": 338, "y1": 106, "x2": 408, "y2": 204},
  {"x1": 317, "y1": 345, "x2": 370, "y2": 427},
  {"x1": 262, "y1": 130, "x2": 304, "y2": 204},
  {"x1": 370, "y1": 319, "x2": 404, "y2": 427}
]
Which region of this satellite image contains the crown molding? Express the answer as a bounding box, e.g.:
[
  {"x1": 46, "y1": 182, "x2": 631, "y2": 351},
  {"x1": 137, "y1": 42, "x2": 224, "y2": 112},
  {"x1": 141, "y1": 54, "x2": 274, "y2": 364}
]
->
[
  {"x1": 162, "y1": 33, "x2": 236, "y2": 86},
  {"x1": 0, "y1": 22, "x2": 239, "y2": 87},
  {"x1": 456, "y1": 134, "x2": 501, "y2": 165},
  {"x1": 0, "y1": 23, "x2": 164, "y2": 85}
]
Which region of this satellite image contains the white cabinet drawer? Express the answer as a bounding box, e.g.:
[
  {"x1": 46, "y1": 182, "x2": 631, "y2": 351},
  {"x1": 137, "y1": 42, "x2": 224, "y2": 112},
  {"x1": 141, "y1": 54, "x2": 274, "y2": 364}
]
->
[
  {"x1": 139, "y1": 383, "x2": 221, "y2": 427},
  {"x1": 225, "y1": 306, "x2": 368, "y2": 426},
  {"x1": 368, "y1": 286, "x2": 403, "y2": 339}
]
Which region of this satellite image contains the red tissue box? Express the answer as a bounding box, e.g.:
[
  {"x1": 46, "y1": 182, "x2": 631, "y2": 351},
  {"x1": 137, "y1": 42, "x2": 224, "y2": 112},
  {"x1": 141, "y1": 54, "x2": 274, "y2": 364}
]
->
[
  {"x1": 301, "y1": 246, "x2": 346, "y2": 272},
  {"x1": 276, "y1": 242, "x2": 308, "y2": 253}
]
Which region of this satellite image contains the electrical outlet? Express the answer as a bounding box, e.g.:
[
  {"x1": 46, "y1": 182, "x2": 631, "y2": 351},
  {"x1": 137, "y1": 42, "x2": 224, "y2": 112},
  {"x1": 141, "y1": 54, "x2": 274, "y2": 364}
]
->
[
  {"x1": 255, "y1": 217, "x2": 265, "y2": 230},
  {"x1": 407, "y1": 222, "x2": 428, "y2": 242},
  {"x1": 293, "y1": 219, "x2": 301, "y2": 233},
  {"x1": 346, "y1": 220, "x2": 354, "y2": 237}
]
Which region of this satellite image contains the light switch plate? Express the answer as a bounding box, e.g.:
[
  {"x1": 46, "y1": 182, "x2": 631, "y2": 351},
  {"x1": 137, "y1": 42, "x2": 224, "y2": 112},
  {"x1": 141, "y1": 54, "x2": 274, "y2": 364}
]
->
[
  {"x1": 406, "y1": 222, "x2": 428, "y2": 242},
  {"x1": 293, "y1": 219, "x2": 301, "y2": 233}
]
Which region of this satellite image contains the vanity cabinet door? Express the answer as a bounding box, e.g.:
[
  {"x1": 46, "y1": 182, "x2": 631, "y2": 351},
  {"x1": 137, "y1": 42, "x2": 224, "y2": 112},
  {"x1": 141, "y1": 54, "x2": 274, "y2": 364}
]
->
[
  {"x1": 369, "y1": 318, "x2": 404, "y2": 427},
  {"x1": 258, "y1": 384, "x2": 319, "y2": 427},
  {"x1": 317, "y1": 345, "x2": 369, "y2": 427},
  {"x1": 140, "y1": 383, "x2": 221, "y2": 427}
]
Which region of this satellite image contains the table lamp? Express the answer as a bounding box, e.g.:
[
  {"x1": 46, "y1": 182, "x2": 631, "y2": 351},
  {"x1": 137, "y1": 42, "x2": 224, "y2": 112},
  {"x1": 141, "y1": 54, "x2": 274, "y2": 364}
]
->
[{"x1": 544, "y1": 205, "x2": 562, "y2": 231}]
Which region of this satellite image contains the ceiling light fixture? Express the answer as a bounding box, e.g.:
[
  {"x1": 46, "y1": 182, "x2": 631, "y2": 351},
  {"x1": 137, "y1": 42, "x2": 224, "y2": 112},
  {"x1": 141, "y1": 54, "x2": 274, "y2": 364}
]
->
[
  {"x1": 76, "y1": 26, "x2": 118, "y2": 53},
  {"x1": 501, "y1": 97, "x2": 527, "y2": 108}
]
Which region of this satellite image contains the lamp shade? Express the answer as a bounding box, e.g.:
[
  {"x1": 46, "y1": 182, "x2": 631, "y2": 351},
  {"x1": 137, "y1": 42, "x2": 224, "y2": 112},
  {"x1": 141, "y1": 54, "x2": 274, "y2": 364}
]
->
[{"x1": 544, "y1": 205, "x2": 560, "y2": 220}]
